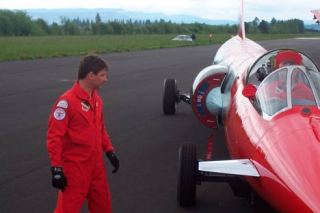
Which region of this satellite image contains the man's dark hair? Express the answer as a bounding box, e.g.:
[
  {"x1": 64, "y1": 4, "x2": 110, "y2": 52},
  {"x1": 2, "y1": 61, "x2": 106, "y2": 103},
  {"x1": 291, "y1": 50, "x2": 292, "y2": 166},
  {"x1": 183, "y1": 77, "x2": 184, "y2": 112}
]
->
[{"x1": 78, "y1": 54, "x2": 109, "y2": 79}]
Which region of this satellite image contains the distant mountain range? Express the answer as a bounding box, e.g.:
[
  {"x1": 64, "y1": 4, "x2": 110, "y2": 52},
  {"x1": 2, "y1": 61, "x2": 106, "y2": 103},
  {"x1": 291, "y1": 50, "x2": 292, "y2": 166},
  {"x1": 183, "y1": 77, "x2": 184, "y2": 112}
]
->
[
  {"x1": 24, "y1": 8, "x2": 237, "y2": 25},
  {"x1": 22, "y1": 8, "x2": 318, "y2": 29},
  {"x1": 305, "y1": 24, "x2": 320, "y2": 31}
]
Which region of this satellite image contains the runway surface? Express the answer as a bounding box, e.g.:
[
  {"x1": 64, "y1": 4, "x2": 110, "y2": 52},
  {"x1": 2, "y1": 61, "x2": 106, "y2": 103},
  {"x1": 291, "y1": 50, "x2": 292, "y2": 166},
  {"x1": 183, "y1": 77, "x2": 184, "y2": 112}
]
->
[{"x1": 0, "y1": 38, "x2": 319, "y2": 213}]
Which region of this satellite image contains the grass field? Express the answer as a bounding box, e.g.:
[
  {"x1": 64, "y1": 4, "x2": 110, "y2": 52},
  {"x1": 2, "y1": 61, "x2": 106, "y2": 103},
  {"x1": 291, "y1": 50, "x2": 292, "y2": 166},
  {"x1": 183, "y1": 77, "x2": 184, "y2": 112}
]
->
[{"x1": 0, "y1": 33, "x2": 319, "y2": 61}]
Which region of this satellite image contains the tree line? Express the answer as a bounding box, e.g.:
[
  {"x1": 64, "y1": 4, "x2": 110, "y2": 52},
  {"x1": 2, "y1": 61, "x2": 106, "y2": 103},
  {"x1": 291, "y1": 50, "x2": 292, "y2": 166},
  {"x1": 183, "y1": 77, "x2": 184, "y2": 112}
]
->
[
  {"x1": 0, "y1": 9, "x2": 307, "y2": 36},
  {"x1": 246, "y1": 17, "x2": 305, "y2": 34}
]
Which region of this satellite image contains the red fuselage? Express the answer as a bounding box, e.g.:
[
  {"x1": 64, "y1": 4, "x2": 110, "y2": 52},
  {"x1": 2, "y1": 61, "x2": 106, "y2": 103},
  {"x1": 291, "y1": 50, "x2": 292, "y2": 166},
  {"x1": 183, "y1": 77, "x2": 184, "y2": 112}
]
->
[{"x1": 216, "y1": 36, "x2": 320, "y2": 212}]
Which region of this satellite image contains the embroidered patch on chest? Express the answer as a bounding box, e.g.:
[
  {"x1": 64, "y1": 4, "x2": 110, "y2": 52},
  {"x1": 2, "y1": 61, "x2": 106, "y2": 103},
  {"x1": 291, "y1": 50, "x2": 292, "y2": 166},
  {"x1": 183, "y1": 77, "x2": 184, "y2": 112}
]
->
[
  {"x1": 53, "y1": 108, "x2": 66, "y2": 120},
  {"x1": 81, "y1": 101, "x2": 90, "y2": 112}
]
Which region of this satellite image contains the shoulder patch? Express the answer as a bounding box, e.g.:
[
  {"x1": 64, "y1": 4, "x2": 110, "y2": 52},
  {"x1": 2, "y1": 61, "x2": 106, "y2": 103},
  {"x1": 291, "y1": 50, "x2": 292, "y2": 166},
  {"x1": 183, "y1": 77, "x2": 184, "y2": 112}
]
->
[
  {"x1": 53, "y1": 108, "x2": 66, "y2": 120},
  {"x1": 56, "y1": 100, "x2": 68, "y2": 109}
]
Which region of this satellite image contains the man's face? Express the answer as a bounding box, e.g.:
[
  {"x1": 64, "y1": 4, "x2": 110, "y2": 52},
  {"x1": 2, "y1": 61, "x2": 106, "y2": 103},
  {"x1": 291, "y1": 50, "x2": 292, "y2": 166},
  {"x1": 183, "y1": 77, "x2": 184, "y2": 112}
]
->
[{"x1": 88, "y1": 69, "x2": 108, "y2": 89}]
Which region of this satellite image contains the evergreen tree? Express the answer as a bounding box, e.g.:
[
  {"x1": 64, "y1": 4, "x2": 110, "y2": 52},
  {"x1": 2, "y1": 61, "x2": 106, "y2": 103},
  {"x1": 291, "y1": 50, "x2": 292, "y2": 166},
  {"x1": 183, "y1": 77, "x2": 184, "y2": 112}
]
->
[{"x1": 258, "y1": 20, "x2": 269, "y2": 33}]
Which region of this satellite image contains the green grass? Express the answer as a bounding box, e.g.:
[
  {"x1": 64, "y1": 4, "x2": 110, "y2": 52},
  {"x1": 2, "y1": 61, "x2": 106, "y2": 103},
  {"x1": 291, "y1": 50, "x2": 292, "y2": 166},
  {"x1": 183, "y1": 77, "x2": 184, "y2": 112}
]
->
[
  {"x1": 0, "y1": 35, "x2": 192, "y2": 61},
  {"x1": 0, "y1": 33, "x2": 319, "y2": 61}
]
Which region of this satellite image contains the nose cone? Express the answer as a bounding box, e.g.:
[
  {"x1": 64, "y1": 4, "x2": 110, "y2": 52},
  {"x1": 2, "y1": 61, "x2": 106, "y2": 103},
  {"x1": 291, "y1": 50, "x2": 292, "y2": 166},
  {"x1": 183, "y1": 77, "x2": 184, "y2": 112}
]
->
[{"x1": 206, "y1": 87, "x2": 222, "y2": 115}]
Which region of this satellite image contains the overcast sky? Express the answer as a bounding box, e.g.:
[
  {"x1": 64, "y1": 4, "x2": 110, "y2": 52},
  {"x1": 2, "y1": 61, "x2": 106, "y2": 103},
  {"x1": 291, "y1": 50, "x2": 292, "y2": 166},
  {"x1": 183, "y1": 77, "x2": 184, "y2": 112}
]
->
[{"x1": 0, "y1": 0, "x2": 319, "y2": 21}]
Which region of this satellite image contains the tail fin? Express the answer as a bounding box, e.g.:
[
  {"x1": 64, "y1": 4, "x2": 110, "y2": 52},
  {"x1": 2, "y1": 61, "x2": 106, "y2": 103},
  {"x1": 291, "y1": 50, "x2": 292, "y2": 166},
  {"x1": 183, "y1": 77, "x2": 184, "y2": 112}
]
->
[{"x1": 238, "y1": 0, "x2": 246, "y2": 39}]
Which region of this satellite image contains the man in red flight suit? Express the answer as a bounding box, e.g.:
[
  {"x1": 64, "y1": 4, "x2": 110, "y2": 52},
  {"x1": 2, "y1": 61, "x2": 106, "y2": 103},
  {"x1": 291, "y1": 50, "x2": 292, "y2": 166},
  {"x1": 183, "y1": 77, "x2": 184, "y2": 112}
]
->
[{"x1": 47, "y1": 54, "x2": 119, "y2": 213}]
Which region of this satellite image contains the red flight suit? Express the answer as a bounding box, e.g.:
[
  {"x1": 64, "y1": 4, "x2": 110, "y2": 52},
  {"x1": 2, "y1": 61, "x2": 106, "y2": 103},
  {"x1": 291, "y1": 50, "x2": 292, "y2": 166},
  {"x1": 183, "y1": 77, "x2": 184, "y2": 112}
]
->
[{"x1": 47, "y1": 81, "x2": 114, "y2": 213}]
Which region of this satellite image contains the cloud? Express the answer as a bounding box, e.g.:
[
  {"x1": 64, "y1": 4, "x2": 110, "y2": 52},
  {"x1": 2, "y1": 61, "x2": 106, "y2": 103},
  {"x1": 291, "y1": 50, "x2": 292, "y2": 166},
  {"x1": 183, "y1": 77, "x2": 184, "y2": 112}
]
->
[{"x1": 0, "y1": 0, "x2": 319, "y2": 21}]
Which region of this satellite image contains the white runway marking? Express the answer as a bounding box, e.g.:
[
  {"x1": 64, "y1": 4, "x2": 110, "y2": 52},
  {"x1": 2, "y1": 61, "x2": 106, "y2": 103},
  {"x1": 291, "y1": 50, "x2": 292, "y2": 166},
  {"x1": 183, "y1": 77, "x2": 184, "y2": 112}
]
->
[
  {"x1": 60, "y1": 79, "x2": 74, "y2": 82},
  {"x1": 295, "y1": 37, "x2": 320, "y2": 40}
]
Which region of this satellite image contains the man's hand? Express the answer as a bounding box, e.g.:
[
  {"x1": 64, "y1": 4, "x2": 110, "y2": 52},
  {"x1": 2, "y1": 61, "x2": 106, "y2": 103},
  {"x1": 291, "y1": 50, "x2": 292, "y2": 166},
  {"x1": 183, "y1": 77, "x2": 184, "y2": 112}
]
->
[
  {"x1": 106, "y1": 152, "x2": 120, "y2": 173},
  {"x1": 51, "y1": 167, "x2": 67, "y2": 191}
]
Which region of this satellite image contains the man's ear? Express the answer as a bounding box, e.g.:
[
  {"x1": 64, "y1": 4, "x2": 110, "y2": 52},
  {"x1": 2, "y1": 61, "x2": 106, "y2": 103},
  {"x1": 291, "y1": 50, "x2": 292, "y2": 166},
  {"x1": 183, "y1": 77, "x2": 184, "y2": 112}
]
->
[{"x1": 87, "y1": 72, "x2": 95, "y2": 80}]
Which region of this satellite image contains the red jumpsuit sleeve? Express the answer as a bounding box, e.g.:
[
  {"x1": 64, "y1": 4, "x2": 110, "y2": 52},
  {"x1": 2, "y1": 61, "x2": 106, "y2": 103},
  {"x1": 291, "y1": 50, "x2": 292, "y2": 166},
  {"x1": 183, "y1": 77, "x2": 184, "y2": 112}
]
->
[
  {"x1": 47, "y1": 100, "x2": 70, "y2": 166},
  {"x1": 101, "y1": 111, "x2": 114, "y2": 152}
]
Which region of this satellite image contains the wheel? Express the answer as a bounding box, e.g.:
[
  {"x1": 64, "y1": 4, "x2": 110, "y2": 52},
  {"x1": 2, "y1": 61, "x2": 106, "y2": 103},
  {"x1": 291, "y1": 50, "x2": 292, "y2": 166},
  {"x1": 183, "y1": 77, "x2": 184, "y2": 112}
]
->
[
  {"x1": 177, "y1": 143, "x2": 198, "y2": 206},
  {"x1": 163, "y1": 79, "x2": 178, "y2": 115}
]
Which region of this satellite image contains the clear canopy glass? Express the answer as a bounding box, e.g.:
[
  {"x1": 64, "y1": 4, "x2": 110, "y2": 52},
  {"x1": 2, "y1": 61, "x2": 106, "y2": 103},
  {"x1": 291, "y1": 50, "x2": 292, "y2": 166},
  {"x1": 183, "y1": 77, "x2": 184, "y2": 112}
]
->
[
  {"x1": 255, "y1": 66, "x2": 320, "y2": 117},
  {"x1": 247, "y1": 49, "x2": 320, "y2": 117}
]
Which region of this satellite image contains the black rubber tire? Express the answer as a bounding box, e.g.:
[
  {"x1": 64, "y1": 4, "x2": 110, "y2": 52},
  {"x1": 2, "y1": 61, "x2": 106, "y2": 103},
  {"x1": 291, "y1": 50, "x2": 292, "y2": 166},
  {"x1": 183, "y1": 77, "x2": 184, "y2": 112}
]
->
[
  {"x1": 163, "y1": 79, "x2": 177, "y2": 115},
  {"x1": 177, "y1": 143, "x2": 198, "y2": 206}
]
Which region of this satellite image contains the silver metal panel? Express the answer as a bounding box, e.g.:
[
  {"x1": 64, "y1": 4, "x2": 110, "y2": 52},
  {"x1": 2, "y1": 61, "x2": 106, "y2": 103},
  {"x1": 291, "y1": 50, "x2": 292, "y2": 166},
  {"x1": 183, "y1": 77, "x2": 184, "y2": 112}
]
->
[{"x1": 198, "y1": 159, "x2": 260, "y2": 177}]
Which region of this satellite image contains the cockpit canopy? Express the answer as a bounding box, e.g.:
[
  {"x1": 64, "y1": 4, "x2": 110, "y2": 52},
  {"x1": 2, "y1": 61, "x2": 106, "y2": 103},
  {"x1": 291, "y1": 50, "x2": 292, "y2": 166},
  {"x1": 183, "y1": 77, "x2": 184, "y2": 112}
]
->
[
  {"x1": 246, "y1": 49, "x2": 320, "y2": 117},
  {"x1": 247, "y1": 49, "x2": 319, "y2": 86}
]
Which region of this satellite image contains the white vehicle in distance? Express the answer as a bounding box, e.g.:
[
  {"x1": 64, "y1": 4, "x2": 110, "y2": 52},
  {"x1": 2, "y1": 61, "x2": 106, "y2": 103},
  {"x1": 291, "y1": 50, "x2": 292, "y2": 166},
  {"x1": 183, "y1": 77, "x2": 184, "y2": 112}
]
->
[{"x1": 172, "y1": 35, "x2": 193, "y2": 42}]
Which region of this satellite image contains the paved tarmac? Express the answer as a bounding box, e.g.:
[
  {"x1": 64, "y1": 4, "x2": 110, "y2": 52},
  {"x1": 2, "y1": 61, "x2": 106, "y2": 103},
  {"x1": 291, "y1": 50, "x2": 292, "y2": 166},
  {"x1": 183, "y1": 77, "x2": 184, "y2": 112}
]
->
[{"x1": 0, "y1": 38, "x2": 319, "y2": 213}]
